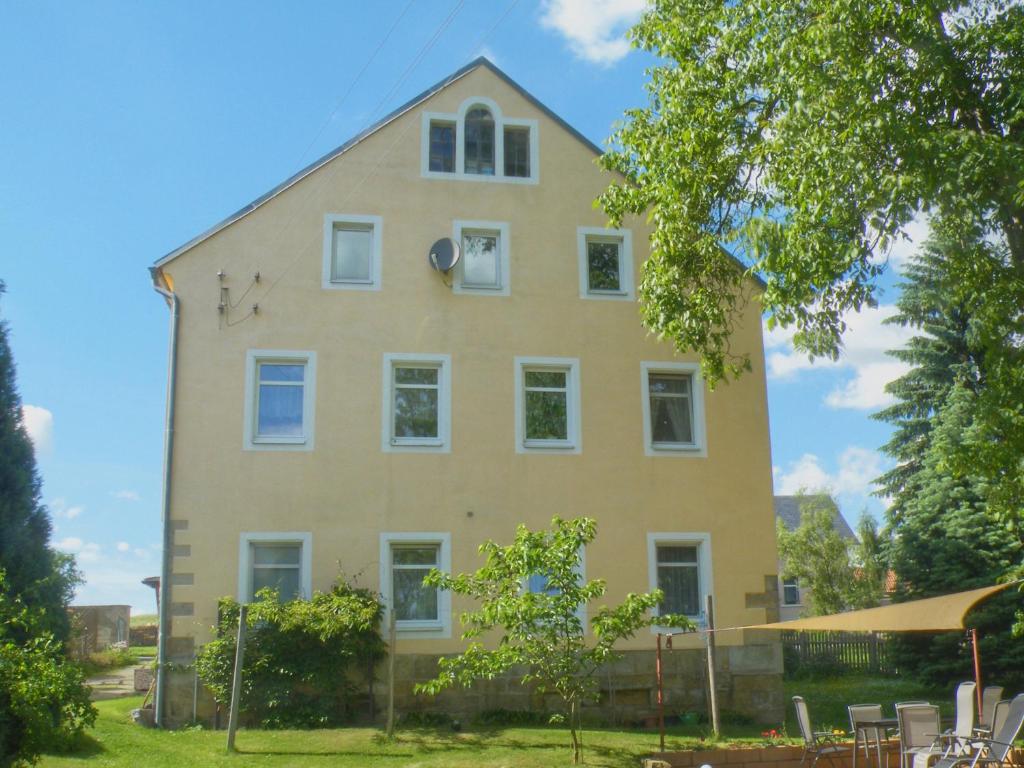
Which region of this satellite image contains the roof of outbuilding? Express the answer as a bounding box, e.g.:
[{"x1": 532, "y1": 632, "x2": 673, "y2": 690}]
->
[{"x1": 774, "y1": 494, "x2": 856, "y2": 540}]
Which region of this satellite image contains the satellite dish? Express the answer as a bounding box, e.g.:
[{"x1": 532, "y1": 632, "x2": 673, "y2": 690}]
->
[{"x1": 429, "y1": 237, "x2": 460, "y2": 273}]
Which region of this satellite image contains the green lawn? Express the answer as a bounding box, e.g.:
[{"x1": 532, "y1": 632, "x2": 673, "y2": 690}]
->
[
  {"x1": 39, "y1": 677, "x2": 962, "y2": 767},
  {"x1": 127, "y1": 646, "x2": 156, "y2": 660},
  {"x1": 131, "y1": 614, "x2": 158, "y2": 628}
]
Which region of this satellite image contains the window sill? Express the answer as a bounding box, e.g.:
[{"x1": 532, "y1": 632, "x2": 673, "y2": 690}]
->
[
  {"x1": 422, "y1": 169, "x2": 539, "y2": 185},
  {"x1": 646, "y1": 441, "x2": 706, "y2": 458},
  {"x1": 322, "y1": 279, "x2": 380, "y2": 292},
  {"x1": 582, "y1": 290, "x2": 632, "y2": 301},
  {"x1": 523, "y1": 440, "x2": 576, "y2": 451}
]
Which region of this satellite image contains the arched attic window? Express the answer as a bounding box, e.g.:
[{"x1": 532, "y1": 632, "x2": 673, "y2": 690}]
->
[{"x1": 464, "y1": 106, "x2": 495, "y2": 176}]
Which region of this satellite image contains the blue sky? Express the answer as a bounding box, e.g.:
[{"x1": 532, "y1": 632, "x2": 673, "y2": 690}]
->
[{"x1": 1, "y1": 0, "x2": 921, "y2": 612}]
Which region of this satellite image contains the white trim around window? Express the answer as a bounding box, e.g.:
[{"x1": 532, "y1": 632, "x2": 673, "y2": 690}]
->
[
  {"x1": 420, "y1": 97, "x2": 539, "y2": 185},
  {"x1": 243, "y1": 350, "x2": 317, "y2": 451},
  {"x1": 238, "y1": 531, "x2": 313, "y2": 603},
  {"x1": 321, "y1": 213, "x2": 383, "y2": 291},
  {"x1": 381, "y1": 353, "x2": 452, "y2": 453},
  {"x1": 577, "y1": 227, "x2": 634, "y2": 300},
  {"x1": 379, "y1": 532, "x2": 452, "y2": 639},
  {"x1": 513, "y1": 356, "x2": 581, "y2": 454},
  {"x1": 640, "y1": 361, "x2": 707, "y2": 457},
  {"x1": 452, "y1": 220, "x2": 511, "y2": 296},
  {"x1": 646, "y1": 532, "x2": 713, "y2": 632}
]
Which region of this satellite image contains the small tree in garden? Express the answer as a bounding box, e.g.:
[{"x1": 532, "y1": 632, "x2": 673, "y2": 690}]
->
[
  {"x1": 416, "y1": 516, "x2": 691, "y2": 765},
  {"x1": 195, "y1": 578, "x2": 385, "y2": 729}
]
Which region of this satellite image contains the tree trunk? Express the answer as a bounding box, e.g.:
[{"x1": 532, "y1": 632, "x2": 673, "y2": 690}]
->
[{"x1": 570, "y1": 698, "x2": 581, "y2": 764}]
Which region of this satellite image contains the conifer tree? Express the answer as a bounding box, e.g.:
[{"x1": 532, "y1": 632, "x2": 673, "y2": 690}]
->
[{"x1": 0, "y1": 281, "x2": 77, "y2": 643}]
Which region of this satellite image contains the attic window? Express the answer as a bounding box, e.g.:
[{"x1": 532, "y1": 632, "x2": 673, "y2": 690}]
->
[{"x1": 421, "y1": 97, "x2": 538, "y2": 183}]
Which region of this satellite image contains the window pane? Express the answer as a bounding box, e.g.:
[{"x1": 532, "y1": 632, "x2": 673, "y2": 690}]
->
[
  {"x1": 587, "y1": 240, "x2": 621, "y2": 291},
  {"x1": 332, "y1": 225, "x2": 372, "y2": 282},
  {"x1": 649, "y1": 374, "x2": 690, "y2": 396},
  {"x1": 783, "y1": 580, "x2": 800, "y2": 605},
  {"x1": 393, "y1": 546, "x2": 438, "y2": 566},
  {"x1": 253, "y1": 544, "x2": 301, "y2": 566},
  {"x1": 527, "y1": 572, "x2": 562, "y2": 596},
  {"x1": 658, "y1": 564, "x2": 699, "y2": 616},
  {"x1": 462, "y1": 233, "x2": 499, "y2": 287},
  {"x1": 429, "y1": 122, "x2": 455, "y2": 173},
  {"x1": 504, "y1": 126, "x2": 530, "y2": 177},
  {"x1": 258, "y1": 383, "x2": 304, "y2": 436},
  {"x1": 464, "y1": 107, "x2": 495, "y2": 175},
  {"x1": 393, "y1": 568, "x2": 438, "y2": 621},
  {"x1": 657, "y1": 545, "x2": 698, "y2": 564},
  {"x1": 525, "y1": 390, "x2": 568, "y2": 440},
  {"x1": 651, "y1": 393, "x2": 694, "y2": 444},
  {"x1": 524, "y1": 370, "x2": 566, "y2": 389},
  {"x1": 253, "y1": 566, "x2": 300, "y2": 602},
  {"x1": 259, "y1": 364, "x2": 304, "y2": 383},
  {"x1": 395, "y1": 367, "x2": 438, "y2": 386},
  {"x1": 394, "y1": 388, "x2": 438, "y2": 438}
]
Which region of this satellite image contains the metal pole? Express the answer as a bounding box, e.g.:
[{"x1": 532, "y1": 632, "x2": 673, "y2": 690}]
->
[
  {"x1": 226, "y1": 605, "x2": 248, "y2": 752},
  {"x1": 656, "y1": 633, "x2": 665, "y2": 752},
  {"x1": 705, "y1": 594, "x2": 720, "y2": 738},
  {"x1": 971, "y1": 628, "x2": 982, "y2": 716},
  {"x1": 386, "y1": 613, "x2": 396, "y2": 739}
]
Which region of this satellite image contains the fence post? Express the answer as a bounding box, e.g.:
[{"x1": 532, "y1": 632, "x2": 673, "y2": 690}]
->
[
  {"x1": 705, "y1": 594, "x2": 720, "y2": 738},
  {"x1": 386, "y1": 613, "x2": 396, "y2": 739},
  {"x1": 226, "y1": 604, "x2": 248, "y2": 752}
]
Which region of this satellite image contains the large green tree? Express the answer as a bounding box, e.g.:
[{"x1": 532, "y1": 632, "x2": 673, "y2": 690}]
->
[
  {"x1": 874, "y1": 227, "x2": 1024, "y2": 686},
  {"x1": 0, "y1": 282, "x2": 77, "y2": 644},
  {"x1": 601, "y1": 0, "x2": 1024, "y2": 384}
]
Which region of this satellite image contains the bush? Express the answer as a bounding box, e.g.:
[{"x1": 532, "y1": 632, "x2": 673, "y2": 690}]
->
[
  {"x1": 474, "y1": 708, "x2": 554, "y2": 727},
  {"x1": 79, "y1": 646, "x2": 134, "y2": 676},
  {"x1": 195, "y1": 578, "x2": 385, "y2": 729},
  {"x1": 0, "y1": 572, "x2": 96, "y2": 768}
]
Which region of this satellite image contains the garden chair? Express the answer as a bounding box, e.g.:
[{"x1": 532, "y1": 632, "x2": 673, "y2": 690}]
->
[
  {"x1": 849, "y1": 704, "x2": 890, "y2": 768},
  {"x1": 929, "y1": 694, "x2": 1024, "y2": 768},
  {"x1": 938, "y1": 682, "x2": 976, "y2": 757},
  {"x1": 896, "y1": 703, "x2": 944, "y2": 768},
  {"x1": 795, "y1": 696, "x2": 851, "y2": 768},
  {"x1": 974, "y1": 687, "x2": 1004, "y2": 736}
]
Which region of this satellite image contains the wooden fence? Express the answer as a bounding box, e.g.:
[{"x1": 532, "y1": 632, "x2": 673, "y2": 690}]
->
[{"x1": 782, "y1": 631, "x2": 896, "y2": 675}]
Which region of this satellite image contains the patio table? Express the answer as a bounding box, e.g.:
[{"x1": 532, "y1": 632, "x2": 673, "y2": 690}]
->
[{"x1": 852, "y1": 717, "x2": 898, "y2": 768}]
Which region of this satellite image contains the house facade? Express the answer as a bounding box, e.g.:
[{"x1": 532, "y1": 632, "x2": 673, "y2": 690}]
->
[{"x1": 150, "y1": 59, "x2": 782, "y2": 726}]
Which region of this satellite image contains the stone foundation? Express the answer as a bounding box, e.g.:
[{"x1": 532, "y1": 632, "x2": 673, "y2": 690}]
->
[{"x1": 162, "y1": 641, "x2": 783, "y2": 728}]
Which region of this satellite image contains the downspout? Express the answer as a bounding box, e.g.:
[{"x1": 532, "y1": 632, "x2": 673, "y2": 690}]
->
[{"x1": 150, "y1": 267, "x2": 179, "y2": 728}]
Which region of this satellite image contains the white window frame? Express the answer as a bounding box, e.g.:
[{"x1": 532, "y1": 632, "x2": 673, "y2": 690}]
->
[
  {"x1": 321, "y1": 213, "x2": 383, "y2": 291},
  {"x1": 420, "y1": 97, "x2": 539, "y2": 185},
  {"x1": 782, "y1": 578, "x2": 802, "y2": 606},
  {"x1": 381, "y1": 353, "x2": 452, "y2": 453},
  {"x1": 452, "y1": 220, "x2": 510, "y2": 296},
  {"x1": 243, "y1": 350, "x2": 317, "y2": 451},
  {"x1": 379, "y1": 532, "x2": 452, "y2": 639},
  {"x1": 647, "y1": 532, "x2": 713, "y2": 632},
  {"x1": 640, "y1": 361, "x2": 707, "y2": 457},
  {"x1": 514, "y1": 356, "x2": 581, "y2": 454},
  {"x1": 577, "y1": 227, "x2": 634, "y2": 300},
  {"x1": 238, "y1": 531, "x2": 313, "y2": 603}
]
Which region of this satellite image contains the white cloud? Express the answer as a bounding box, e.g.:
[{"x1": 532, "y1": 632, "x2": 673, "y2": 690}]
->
[
  {"x1": 50, "y1": 497, "x2": 84, "y2": 520},
  {"x1": 21, "y1": 405, "x2": 53, "y2": 455},
  {"x1": 116, "y1": 541, "x2": 131, "y2": 552},
  {"x1": 111, "y1": 489, "x2": 140, "y2": 502},
  {"x1": 775, "y1": 446, "x2": 889, "y2": 510},
  {"x1": 539, "y1": 0, "x2": 647, "y2": 65},
  {"x1": 55, "y1": 537, "x2": 102, "y2": 563},
  {"x1": 764, "y1": 304, "x2": 915, "y2": 409},
  {"x1": 871, "y1": 212, "x2": 930, "y2": 275}
]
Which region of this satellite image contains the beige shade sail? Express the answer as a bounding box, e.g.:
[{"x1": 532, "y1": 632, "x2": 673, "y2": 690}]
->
[{"x1": 741, "y1": 582, "x2": 1018, "y2": 633}]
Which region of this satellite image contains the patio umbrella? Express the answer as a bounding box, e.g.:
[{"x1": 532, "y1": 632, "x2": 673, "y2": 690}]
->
[{"x1": 739, "y1": 581, "x2": 1021, "y2": 712}]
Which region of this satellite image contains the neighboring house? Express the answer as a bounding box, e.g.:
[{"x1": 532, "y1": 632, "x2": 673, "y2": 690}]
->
[
  {"x1": 149, "y1": 58, "x2": 782, "y2": 726},
  {"x1": 68, "y1": 604, "x2": 130, "y2": 657},
  {"x1": 773, "y1": 495, "x2": 856, "y2": 620}
]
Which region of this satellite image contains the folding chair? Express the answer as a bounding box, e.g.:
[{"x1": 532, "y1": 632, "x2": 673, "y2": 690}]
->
[
  {"x1": 939, "y1": 682, "x2": 976, "y2": 757},
  {"x1": 930, "y1": 694, "x2": 1024, "y2": 768},
  {"x1": 795, "y1": 696, "x2": 851, "y2": 768},
  {"x1": 896, "y1": 703, "x2": 943, "y2": 768},
  {"x1": 850, "y1": 704, "x2": 888, "y2": 768},
  {"x1": 974, "y1": 687, "x2": 1004, "y2": 737}
]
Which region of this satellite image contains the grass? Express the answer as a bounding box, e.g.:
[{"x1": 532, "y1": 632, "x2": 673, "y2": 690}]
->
[
  {"x1": 131, "y1": 614, "x2": 158, "y2": 628},
  {"x1": 78, "y1": 648, "x2": 136, "y2": 676},
  {"x1": 38, "y1": 676, "x2": 962, "y2": 767},
  {"x1": 127, "y1": 646, "x2": 156, "y2": 661}
]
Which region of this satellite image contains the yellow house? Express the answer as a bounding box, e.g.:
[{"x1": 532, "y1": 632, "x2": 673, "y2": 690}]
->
[{"x1": 149, "y1": 58, "x2": 782, "y2": 726}]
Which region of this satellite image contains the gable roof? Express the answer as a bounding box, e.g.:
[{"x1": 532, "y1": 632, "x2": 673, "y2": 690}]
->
[
  {"x1": 774, "y1": 494, "x2": 856, "y2": 541},
  {"x1": 153, "y1": 57, "x2": 603, "y2": 269}
]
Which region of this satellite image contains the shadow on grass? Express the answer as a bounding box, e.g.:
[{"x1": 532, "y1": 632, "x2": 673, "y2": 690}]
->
[
  {"x1": 234, "y1": 748, "x2": 416, "y2": 759},
  {"x1": 42, "y1": 732, "x2": 106, "y2": 761}
]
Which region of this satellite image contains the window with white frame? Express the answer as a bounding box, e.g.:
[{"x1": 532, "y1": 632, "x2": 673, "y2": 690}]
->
[
  {"x1": 379, "y1": 533, "x2": 451, "y2": 637},
  {"x1": 782, "y1": 578, "x2": 801, "y2": 606},
  {"x1": 577, "y1": 227, "x2": 634, "y2": 300},
  {"x1": 381, "y1": 353, "x2": 451, "y2": 452},
  {"x1": 321, "y1": 214, "x2": 383, "y2": 290},
  {"x1": 525, "y1": 546, "x2": 587, "y2": 625},
  {"x1": 453, "y1": 220, "x2": 510, "y2": 295},
  {"x1": 647, "y1": 533, "x2": 712, "y2": 625},
  {"x1": 243, "y1": 350, "x2": 317, "y2": 451},
  {"x1": 514, "y1": 357, "x2": 581, "y2": 453},
  {"x1": 238, "y1": 532, "x2": 312, "y2": 603},
  {"x1": 640, "y1": 362, "x2": 706, "y2": 456},
  {"x1": 420, "y1": 97, "x2": 538, "y2": 184}
]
